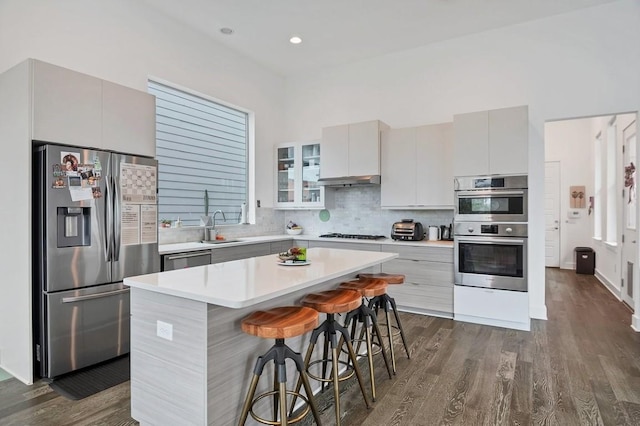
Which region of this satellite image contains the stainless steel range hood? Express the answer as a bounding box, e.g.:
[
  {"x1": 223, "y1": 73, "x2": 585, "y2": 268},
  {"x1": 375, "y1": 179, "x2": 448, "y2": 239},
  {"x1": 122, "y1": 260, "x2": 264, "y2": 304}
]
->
[{"x1": 317, "y1": 175, "x2": 381, "y2": 187}]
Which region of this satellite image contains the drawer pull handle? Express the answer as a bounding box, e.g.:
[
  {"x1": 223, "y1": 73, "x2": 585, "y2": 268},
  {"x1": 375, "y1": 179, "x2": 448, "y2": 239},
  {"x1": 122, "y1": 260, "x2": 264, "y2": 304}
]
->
[{"x1": 62, "y1": 288, "x2": 130, "y2": 303}]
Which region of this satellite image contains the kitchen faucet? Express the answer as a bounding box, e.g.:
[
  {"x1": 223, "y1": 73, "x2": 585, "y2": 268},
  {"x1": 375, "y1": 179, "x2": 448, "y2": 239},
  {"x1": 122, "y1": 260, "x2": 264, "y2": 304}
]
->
[{"x1": 212, "y1": 209, "x2": 226, "y2": 228}]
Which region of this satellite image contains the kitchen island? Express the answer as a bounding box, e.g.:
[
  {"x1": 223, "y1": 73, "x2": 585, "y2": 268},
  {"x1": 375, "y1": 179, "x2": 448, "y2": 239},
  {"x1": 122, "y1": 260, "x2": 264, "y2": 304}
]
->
[{"x1": 124, "y1": 247, "x2": 398, "y2": 425}]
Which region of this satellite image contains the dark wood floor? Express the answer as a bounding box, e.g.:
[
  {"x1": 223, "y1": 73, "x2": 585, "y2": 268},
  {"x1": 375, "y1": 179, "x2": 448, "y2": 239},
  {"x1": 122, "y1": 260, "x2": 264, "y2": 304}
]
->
[{"x1": 1, "y1": 268, "x2": 639, "y2": 425}]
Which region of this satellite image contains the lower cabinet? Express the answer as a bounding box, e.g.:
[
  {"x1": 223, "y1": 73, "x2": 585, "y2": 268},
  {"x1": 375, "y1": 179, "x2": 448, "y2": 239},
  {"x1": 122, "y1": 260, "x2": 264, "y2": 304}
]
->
[
  {"x1": 209, "y1": 240, "x2": 294, "y2": 264},
  {"x1": 161, "y1": 250, "x2": 212, "y2": 271},
  {"x1": 307, "y1": 240, "x2": 382, "y2": 274},
  {"x1": 269, "y1": 240, "x2": 294, "y2": 254},
  {"x1": 454, "y1": 286, "x2": 530, "y2": 331},
  {"x1": 380, "y1": 244, "x2": 453, "y2": 317},
  {"x1": 211, "y1": 243, "x2": 271, "y2": 264},
  {"x1": 307, "y1": 241, "x2": 381, "y2": 252}
]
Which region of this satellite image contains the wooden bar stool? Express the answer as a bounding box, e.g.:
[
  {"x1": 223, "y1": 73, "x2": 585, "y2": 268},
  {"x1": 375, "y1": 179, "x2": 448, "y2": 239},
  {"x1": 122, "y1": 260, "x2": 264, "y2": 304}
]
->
[
  {"x1": 338, "y1": 278, "x2": 393, "y2": 401},
  {"x1": 358, "y1": 273, "x2": 411, "y2": 373},
  {"x1": 238, "y1": 306, "x2": 322, "y2": 426},
  {"x1": 290, "y1": 289, "x2": 371, "y2": 426}
]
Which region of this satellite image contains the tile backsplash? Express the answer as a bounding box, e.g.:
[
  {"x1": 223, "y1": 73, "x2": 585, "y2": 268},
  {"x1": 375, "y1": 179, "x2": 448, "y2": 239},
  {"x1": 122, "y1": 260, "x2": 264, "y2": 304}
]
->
[
  {"x1": 284, "y1": 186, "x2": 453, "y2": 237},
  {"x1": 159, "y1": 186, "x2": 453, "y2": 244},
  {"x1": 159, "y1": 208, "x2": 285, "y2": 244}
]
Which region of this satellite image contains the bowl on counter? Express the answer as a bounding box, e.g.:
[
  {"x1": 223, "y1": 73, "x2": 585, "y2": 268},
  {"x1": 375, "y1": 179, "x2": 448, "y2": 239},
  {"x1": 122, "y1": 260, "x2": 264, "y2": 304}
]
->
[{"x1": 286, "y1": 228, "x2": 303, "y2": 235}]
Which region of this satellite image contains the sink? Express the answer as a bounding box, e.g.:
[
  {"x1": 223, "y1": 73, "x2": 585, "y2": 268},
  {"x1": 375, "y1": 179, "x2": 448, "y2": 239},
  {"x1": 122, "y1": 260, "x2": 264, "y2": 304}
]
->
[{"x1": 201, "y1": 239, "x2": 240, "y2": 245}]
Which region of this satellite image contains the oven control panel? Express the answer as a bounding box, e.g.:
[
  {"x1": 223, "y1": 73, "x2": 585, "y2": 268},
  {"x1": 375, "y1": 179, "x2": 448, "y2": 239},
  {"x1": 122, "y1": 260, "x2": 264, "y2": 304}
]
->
[{"x1": 454, "y1": 222, "x2": 527, "y2": 238}]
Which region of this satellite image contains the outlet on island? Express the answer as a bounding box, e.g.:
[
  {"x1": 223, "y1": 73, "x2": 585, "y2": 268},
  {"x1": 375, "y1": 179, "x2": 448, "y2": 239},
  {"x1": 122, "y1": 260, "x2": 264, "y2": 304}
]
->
[{"x1": 156, "y1": 320, "x2": 173, "y2": 341}]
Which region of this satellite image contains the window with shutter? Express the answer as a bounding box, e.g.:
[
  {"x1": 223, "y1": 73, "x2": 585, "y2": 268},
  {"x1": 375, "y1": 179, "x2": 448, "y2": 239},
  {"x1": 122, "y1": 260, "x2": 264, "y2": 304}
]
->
[{"x1": 148, "y1": 80, "x2": 249, "y2": 226}]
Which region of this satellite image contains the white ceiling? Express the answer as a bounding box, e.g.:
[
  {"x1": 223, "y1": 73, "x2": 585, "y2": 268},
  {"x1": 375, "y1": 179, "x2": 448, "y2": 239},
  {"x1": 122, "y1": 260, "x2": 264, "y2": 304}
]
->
[{"x1": 141, "y1": 0, "x2": 617, "y2": 77}]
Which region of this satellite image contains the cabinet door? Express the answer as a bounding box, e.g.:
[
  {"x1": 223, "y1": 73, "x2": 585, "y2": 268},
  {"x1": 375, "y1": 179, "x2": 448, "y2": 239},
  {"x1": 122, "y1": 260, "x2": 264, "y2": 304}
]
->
[
  {"x1": 453, "y1": 110, "x2": 489, "y2": 177},
  {"x1": 489, "y1": 106, "x2": 528, "y2": 174},
  {"x1": 348, "y1": 121, "x2": 381, "y2": 176},
  {"x1": 300, "y1": 142, "x2": 323, "y2": 206},
  {"x1": 102, "y1": 81, "x2": 156, "y2": 157},
  {"x1": 32, "y1": 60, "x2": 102, "y2": 147},
  {"x1": 381, "y1": 128, "x2": 416, "y2": 207},
  {"x1": 270, "y1": 240, "x2": 294, "y2": 254},
  {"x1": 416, "y1": 123, "x2": 454, "y2": 207},
  {"x1": 320, "y1": 125, "x2": 348, "y2": 178},
  {"x1": 211, "y1": 243, "x2": 270, "y2": 264},
  {"x1": 454, "y1": 285, "x2": 529, "y2": 330},
  {"x1": 275, "y1": 145, "x2": 296, "y2": 205}
]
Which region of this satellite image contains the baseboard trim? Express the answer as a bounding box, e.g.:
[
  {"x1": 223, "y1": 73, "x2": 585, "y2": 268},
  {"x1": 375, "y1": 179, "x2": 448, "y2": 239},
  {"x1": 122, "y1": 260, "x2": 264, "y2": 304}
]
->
[
  {"x1": 529, "y1": 304, "x2": 547, "y2": 320},
  {"x1": 0, "y1": 364, "x2": 31, "y2": 385},
  {"x1": 594, "y1": 270, "x2": 622, "y2": 300},
  {"x1": 454, "y1": 313, "x2": 530, "y2": 331},
  {"x1": 632, "y1": 314, "x2": 640, "y2": 332},
  {"x1": 396, "y1": 305, "x2": 453, "y2": 320}
]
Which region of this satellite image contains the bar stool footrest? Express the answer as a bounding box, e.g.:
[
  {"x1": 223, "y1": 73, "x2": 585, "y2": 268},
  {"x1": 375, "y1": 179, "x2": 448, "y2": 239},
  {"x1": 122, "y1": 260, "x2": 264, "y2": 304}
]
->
[
  {"x1": 340, "y1": 338, "x2": 383, "y2": 357},
  {"x1": 250, "y1": 390, "x2": 311, "y2": 425},
  {"x1": 306, "y1": 358, "x2": 355, "y2": 383},
  {"x1": 375, "y1": 323, "x2": 402, "y2": 339}
]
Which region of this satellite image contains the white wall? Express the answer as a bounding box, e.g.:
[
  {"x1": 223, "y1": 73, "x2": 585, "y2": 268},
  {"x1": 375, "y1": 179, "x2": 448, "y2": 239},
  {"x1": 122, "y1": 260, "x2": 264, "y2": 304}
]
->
[
  {"x1": 589, "y1": 113, "x2": 636, "y2": 296},
  {"x1": 0, "y1": 61, "x2": 31, "y2": 384},
  {"x1": 545, "y1": 118, "x2": 595, "y2": 270},
  {"x1": 0, "y1": 0, "x2": 285, "y2": 383},
  {"x1": 282, "y1": 0, "x2": 640, "y2": 321},
  {"x1": 0, "y1": 0, "x2": 285, "y2": 208}
]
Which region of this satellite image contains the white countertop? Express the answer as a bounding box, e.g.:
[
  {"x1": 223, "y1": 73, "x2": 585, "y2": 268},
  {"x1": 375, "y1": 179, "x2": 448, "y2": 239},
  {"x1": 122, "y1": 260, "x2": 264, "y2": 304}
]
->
[
  {"x1": 159, "y1": 235, "x2": 293, "y2": 254},
  {"x1": 159, "y1": 234, "x2": 452, "y2": 255},
  {"x1": 125, "y1": 247, "x2": 398, "y2": 308}
]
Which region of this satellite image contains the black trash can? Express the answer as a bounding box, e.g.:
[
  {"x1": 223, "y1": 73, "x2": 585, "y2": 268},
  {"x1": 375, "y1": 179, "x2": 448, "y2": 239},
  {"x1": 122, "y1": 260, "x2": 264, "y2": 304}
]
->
[{"x1": 575, "y1": 247, "x2": 595, "y2": 275}]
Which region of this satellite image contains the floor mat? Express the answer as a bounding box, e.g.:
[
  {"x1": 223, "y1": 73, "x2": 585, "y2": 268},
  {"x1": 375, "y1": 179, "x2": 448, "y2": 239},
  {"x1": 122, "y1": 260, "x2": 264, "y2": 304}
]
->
[{"x1": 48, "y1": 355, "x2": 129, "y2": 400}]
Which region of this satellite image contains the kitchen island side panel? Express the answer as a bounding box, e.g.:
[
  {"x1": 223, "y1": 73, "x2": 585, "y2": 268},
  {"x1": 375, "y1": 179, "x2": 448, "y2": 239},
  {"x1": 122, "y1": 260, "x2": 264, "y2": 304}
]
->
[
  {"x1": 206, "y1": 277, "x2": 348, "y2": 425},
  {"x1": 131, "y1": 274, "x2": 361, "y2": 425},
  {"x1": 130, "y1": 288, "x2": 208, "y2": 425}
]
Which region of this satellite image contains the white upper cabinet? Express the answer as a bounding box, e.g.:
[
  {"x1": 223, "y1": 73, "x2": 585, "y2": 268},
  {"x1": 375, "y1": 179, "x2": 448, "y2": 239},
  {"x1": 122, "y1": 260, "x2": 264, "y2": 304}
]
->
[
  {"x1": 381, "y1": 122, "x2": 454, "y2": 209},
  {"x1": 320, "y1": 125, "x2": 349, "y2": 178},
  {"x1": 488, "y1": 106, "x2": 528, "y2": 175},
  {"x1": 453, "y1": 105, "x2": 528, "y2": 177},
  {"x1": 321, "y1": 120, "x2": 388, "y2": 178},
  {"x1": 416, "y1": 123, "x2": 454, "y2": 207},
  {"x1": 102, "y1": 81, "x2": 156, "y2": 157},
  {"x1": 275, "y1": 141, "x2": 326, "y2": 209},
  {"x1": 453, "y1": 110, "x2": 489, "y2": 177},
  {"x1": 381, "y1": 127, "x2": 415, "y2": 206},
  {"x1": 32, "y1": 60, "x2": 102, "y2": 147},
  {"x1": 31, "y1": 60, "x2": 156, "y2": 157},
  {"x1": 348, "y1": 120, "x2": 382, "y2": 176}
]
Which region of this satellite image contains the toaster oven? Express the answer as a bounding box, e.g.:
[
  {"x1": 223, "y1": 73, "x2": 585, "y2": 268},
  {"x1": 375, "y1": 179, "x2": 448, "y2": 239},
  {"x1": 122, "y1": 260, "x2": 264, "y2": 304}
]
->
[{"x1": 391, "y1": 220, "x2": 425, "y2": 241}]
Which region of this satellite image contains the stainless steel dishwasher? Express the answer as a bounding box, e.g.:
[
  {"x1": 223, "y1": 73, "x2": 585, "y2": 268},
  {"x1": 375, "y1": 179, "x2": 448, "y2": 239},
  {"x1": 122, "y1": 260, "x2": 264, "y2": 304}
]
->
[{"x1": 161, "y1": 250, "x2": 212, "y2": 271}]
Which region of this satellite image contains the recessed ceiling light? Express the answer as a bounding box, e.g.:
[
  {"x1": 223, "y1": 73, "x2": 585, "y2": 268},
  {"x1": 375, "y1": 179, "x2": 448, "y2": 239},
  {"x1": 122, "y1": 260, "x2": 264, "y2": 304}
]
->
[
  {"x1": 289, "y1": 36, "x2": 302, "y2": 44},
  {"x1": 220, "y1": 27, "x2": 234, "y2": 35}
]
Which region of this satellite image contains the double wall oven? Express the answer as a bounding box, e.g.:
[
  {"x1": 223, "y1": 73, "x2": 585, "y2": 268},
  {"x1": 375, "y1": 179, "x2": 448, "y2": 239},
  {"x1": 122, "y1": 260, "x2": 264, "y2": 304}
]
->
[{"x1": 454, "y1": 175, "x2": 528, "y2": 292}]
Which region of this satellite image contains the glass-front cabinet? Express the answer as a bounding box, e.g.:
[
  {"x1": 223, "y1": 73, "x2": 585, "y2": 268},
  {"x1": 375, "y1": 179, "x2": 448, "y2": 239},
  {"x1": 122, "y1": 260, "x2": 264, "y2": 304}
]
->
[{"x1": 275, "y1": 141, "x2": 324, "y2": 208}]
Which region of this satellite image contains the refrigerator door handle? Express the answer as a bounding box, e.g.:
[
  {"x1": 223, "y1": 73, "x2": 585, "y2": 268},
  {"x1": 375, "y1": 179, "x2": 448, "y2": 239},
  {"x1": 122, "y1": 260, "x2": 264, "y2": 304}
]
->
[
  {"x1": 105, "y1": 175, "x2": 113, "y2": 262},
  {"x1": 113, "y1": 175, "x2": 121, "y2": 261},
  {"x1": 61, "y1": 288, "x2": 130, "y2": 303}
]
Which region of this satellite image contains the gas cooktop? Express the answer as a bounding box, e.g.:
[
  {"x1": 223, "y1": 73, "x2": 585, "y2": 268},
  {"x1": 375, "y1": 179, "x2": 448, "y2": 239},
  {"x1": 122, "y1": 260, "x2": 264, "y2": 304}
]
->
[{"x1": 319, "y1": 233, "x2": 387, "y2": 240}]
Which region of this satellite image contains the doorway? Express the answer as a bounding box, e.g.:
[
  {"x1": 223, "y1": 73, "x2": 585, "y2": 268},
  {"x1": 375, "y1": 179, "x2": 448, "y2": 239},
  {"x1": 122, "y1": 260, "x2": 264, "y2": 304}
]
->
[{"x1": 544, "y1": 113, "x2": 638, "y2": 314}]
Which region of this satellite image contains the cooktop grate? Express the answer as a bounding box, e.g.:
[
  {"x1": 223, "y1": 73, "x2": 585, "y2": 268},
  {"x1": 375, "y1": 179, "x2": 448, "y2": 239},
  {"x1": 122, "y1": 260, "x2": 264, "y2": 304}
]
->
[{"x1": 319, "y1": 233, "x2": 386, "y2": 240}]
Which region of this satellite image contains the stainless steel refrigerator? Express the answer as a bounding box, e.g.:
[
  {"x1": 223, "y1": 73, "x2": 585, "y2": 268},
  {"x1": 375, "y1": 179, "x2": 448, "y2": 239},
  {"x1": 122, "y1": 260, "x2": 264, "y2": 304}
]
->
[{"x1": 33, "y1": 144, "x2": 160, "y2": 379}]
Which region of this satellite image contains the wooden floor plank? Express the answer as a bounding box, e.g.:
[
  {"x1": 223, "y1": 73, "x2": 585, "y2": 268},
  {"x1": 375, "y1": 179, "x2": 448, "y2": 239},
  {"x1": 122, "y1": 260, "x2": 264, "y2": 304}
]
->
[{"x1": 0, "y1": 268, "x2": 639, "y2": 426}]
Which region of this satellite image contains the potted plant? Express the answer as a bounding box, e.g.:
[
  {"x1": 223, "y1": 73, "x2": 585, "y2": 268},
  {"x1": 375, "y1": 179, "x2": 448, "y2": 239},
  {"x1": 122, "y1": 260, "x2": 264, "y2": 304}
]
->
[{"x1": 160, "y1": 219, "x2": 172, "y2": 228}]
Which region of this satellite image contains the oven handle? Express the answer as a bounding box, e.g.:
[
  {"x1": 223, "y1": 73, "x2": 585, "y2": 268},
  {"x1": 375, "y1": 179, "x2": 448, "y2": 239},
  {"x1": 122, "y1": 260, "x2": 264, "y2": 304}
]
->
[
  {"x1": 456, "y1": 237, "x2": 525, "y2": 245},
  {"x1": 455, "y1": 190, "x2": 526, "y2": 197}
]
